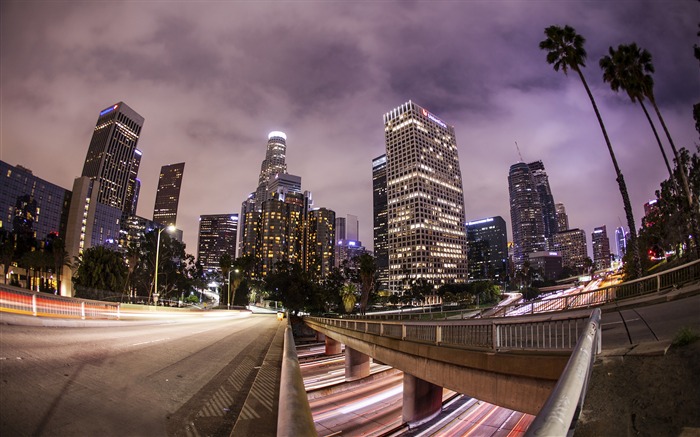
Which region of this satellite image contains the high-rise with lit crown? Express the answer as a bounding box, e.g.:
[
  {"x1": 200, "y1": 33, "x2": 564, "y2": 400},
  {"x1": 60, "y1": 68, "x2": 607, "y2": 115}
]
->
[
  {"x1": 383, "y1": 101, "x2": 468, "y2": 292},
  {"x1": 81, "y1": 102, "x2": 144, "y2": 213},
  {"x1": 153, "y1": 162, "x2": 185, "y2": 227}
]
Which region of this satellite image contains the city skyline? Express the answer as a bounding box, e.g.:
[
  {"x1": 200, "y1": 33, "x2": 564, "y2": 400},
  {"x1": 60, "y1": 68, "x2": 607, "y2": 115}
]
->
[{"x1": 1, "y1": 2, "x2": 698, "y2": 256}]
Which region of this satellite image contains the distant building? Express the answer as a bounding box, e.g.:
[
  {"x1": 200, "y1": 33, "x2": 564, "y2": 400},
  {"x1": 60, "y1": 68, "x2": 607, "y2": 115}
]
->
[
  {"x1": 81, "y1": 102, "x2": 144, "y2": 214},
  {"x1": 384, "y1": 101, "x2": 468, "y2": 292},
  {"x1": 552, "y1": 229, "x2": 588, "y2": 272},
  {"x1": 615, "y1": 226, "x2": 627, "y2": 258},
  {"x1": 0, "y1": 161, "x2": 71, "y2": 242},
  {"x1": 555, "y1": 203, "x2": 569, "y2": 232},
  {"x1": 528, "y1": 161, "x2": 557, "y2": 247},
  {"x1": 124, "y1": 149, "x2": 142, "y2": 219},
  {"x1": 466, "y1": 216, "x2": 508, "y2": 282},
  {"x1": 592, "y1": 225, "x2": 611, "y2": 271},
  {"x1": 153, "y1": 162, "x2": 185, "y2": 227},
  {"x1": 197, "y1": 214, "x2": 238, "y2": 272},
  {"x1": 508, "y1": 162, "x2": 546, "y2": 269},
  {"x1": 528, "y1": 251, "x2": 563, "y2": 281},
  {"x1": 334, "y1": 214, "x2": 364, "y2": 268},
  {"x1": 307, "y1": 208, "x2": 336, "y2": 279},
  {"x1": 372, "y1": 154, "x2": 388, "y2": 290}
]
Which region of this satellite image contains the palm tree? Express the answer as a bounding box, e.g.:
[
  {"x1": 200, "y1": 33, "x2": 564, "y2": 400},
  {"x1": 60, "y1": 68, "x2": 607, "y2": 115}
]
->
[
  {"x1": 539, "y1": 25, "x2": 641, "y2": 278},
  {"x1": 356, "y1": 253, "x2": 377, "y2": 315},
  {"x1": 600, "y1": 44, "x2": 673, "y2": 178}
]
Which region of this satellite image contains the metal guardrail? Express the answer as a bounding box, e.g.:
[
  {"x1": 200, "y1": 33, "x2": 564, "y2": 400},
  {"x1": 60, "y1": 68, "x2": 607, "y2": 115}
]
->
[
  {"x1": 308, "y1": 309, "x2": 592, "y2": 352},
  {"x1": 277, "y1": 321, "x2": 316, "y2": 437},
  {"x1": 0, "y1": 284, "x2": 121, "y2": 320},
  {"x1": 524, "y1": 308, "x2": 602, "y2": 437},
  {"x1": 495, "y1": 259, "x2": 700, "y2": 317}
]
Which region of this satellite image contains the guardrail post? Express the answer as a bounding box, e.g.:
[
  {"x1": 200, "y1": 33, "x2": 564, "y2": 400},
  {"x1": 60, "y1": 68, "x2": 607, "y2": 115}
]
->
[
  {"x1": 492, "y1": 322, "x2": 498, "y2": 351},
  {"x1": 436, "y1": 325, "x2": 442, "y2": 345},
  {"x1": 32, "y1": 294, "x2": 37, "y2": 317},
  {"x1": 81, "y1": 302, "x2": 85, "y2": 320},
  {"x1": 656, "y1": 275, "x2": 661, "y2": 293},
  {"x1": 117, "y1": 303, "x2": 120, "y2": 320},
  {"x1": 402, "y1": 324, "x2": 407, "y2": 340}
]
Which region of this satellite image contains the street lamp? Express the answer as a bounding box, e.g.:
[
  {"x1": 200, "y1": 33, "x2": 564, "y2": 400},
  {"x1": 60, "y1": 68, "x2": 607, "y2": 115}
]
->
[
  {"x1": 227, "y1": 268, "x2": 240, "y2": 309},
  {"x1": 153, "y1": 225, "x2": 176, "y2": 305}
]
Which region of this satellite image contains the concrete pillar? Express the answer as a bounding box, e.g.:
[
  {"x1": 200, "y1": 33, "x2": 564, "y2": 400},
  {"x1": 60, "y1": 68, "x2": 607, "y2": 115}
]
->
[
  {"x1": 344, "y1": 347, "x2": 370, "y2": 381},
  {"x1": 402, "y1": 373, "x2": 443, "y2": 426},
  {"x1": 325, "y1": 336, "x2": 341, "y2": 355},
  {"x1": 316, "y1": 332, "x2": 326, "y2": 342}
]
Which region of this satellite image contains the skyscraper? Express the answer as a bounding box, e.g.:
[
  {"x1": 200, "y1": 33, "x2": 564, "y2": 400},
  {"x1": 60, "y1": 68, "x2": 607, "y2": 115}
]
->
[
  {"x1": 466, "y1": 216, "x2": 508, "y2": 281},
  {"x1": 552, "y1": 228, "x2": 588, "y2": 272},
  {"x1": 528, "y1": 161, "x2": 557, "y2": 246},
  {"x1": 508, "y1": 162, "x2": 546, "y2": 269},
  {"x1": 555, "y1": 203, "x2": 569, "y2": 232},
  {"x1": 384, "y1": 101, "x2": 468, "y2": 292},
  {"x1": 307, "y1": 208, "x2": 336, "y2": 279},
  {"x1": 153, "y1": 162, "x2": 185, "y2": 227},
  {"x1": 592, "y1": 225, "x2": 611, "y2": 271},
  {"x1": 615, "y1": 226, "x2": 627, "y2": 258},
  {"x1": 372, "y1": 154, "x2": 389, "y2": 290},
  {"x1": 254, "y1": 132, "x2": 288, "y2": 209},
  {"x1": 81, "y1": 102, "x2": 144, "y2": 213},
  {"x1": 197, "y1": 214, "x2": 238, "y2": 272}
]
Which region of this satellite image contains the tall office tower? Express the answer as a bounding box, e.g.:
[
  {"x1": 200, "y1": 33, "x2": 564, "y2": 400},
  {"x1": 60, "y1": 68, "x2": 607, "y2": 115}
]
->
[
  {"x1": 239, "y1": 195, "x2": 259, "y2": 259},
  {"x1": 197, "y1": 214, "x2": 239, "y2": 272},
  {"x1": 268, "y1": 173, "x2": 301, "y2": 198},
  {"x1": 527, "y1": 161, "x2": 557, "y2": 247},
  {"x1": 466, "y1": 216, "x2": 508, "y2": 281},
  {"x1": 258, "y1": 191, "x2": 307, "y2": 277},
  {"x1": 335, "y1": 214, "x2": 359, "y2": 242},
  {"x1": 254, "y1": 132, "x2": 288, "y2": 209},
  {"x1": 124, "y1": 149, "x2": 142, "y2": 218},
  {"x1": 552, "y1": 228, "x2": 588, "y2": 272},
  {"x1": 81, "y1": 102, "x2": 144, "y2": 213},
  {"x1": 592, "y1": 225, "x2": 611, "y2": 271},
  {"x1": 384, "y1": 101, "x2": 469, "y2": 292},
  {"x1": 372, "y1": 154, "x2": 389, "y2": 290},
  {"x1": 555, "y1": 203, "x2": 569, "y2": 232},
  {"x1": 335, "y1": 217, "x2": 346, "y2": 242},
  {"x1": 615, "y1": 226, "x2": 627, "y2": 258},
  {"x1": 153, "y1": 162, "x2": 185, "y2": 227},
  {"x1": 1, "y1": 161, "x2": 71, "y2": 242},
  {"x1": 508, "y1": 162, "x2": 546, "y2": 269},
  {"x1": 307, "y1": 208, "x2": 336, "y2": 279}
]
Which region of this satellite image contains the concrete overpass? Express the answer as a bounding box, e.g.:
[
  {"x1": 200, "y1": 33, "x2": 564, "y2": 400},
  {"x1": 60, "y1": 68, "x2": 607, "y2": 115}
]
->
[{"x1": 304, "y1": 309, "x2": 597, "y2": 425}]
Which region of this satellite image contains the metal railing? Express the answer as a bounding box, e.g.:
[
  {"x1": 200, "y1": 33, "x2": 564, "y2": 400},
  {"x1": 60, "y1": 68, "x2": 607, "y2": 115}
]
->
[
  {"x1": 307, "y1": 309, "x2": 592, "y2": 352},
  {"x1": 0, "y1": 284, "x2": 120, "y2": 320},
  {"x1": 525, "y1": 309, "x2": 602, "y2": 437},
  {"x1": 277, "y1": 321, "x2": 316, "y2": 437}
]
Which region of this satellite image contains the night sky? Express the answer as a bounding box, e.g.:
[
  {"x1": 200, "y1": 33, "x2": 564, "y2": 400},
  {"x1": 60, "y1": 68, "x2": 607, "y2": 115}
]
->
[{"x1": 1, "y1": 1, "x2": 698, "y2": 256}]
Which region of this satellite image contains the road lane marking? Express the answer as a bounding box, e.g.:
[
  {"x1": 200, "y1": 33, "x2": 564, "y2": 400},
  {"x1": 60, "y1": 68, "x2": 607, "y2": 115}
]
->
[{"x1": 131, "y1": 337, "x2": 171, "y2": 346}]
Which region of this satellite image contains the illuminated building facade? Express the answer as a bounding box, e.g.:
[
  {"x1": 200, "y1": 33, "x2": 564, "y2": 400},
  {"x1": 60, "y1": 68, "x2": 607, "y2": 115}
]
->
[
  {"x1": 153, "y1": 162, "x2": 185, "y2": 227},
  {"x1": 124, "y1": 149, "x2": 142, "y2": 219},
  {"x1": 466, "y1": 216, "x2": 508, "y2": 281},
  {"x1": 0, "y1": 161, "x2": 71, "y2": 241},
  {"x1": 258, "y1": 191, "x2": 307, "y2": 277},
  {"x1": 197, "y1": 214, "x2": 238, "y2": 272},
  {"x1": 528, "y1": 161, "x2": 557, "y2": 247},
  {"x1": 552, "y1": 228, "x2": 588, "y2": 272},
  {"x1": 254, "y1": 132, "x2": 288, "y2": 209},
  {"x1": 555, "y1": 203, "x2": 569, "y2": 232},
  {"x1": 508, "y1": 162, "x2": 546, "y2": 269},
  {"x1": 383, "y1": 101, "x2": 469, "y2": 292},
  {"x1": 592, "y1": 225, "x2": 611, "y2": 271},
  {"x1": 307, "y1": 208, "x2": 336, "y2": 279},
  {"x1": 81, "y1": 102, "x2": 144, "y2": 214},
  {"x1": 615, "y1": 226, "x2": 627, "y2": 258},
  {"x1": 372, "y1": 154, "x2": 389, "y2": 290}
]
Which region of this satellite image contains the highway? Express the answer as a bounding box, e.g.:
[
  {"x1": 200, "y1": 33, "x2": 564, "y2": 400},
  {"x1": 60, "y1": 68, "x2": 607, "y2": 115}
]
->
[{"x1": 0, "y1": 312, "x2": 282, "y2": 437}]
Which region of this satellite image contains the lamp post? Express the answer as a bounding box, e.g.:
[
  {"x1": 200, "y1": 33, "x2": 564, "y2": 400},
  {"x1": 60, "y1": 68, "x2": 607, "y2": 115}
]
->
[{"x1": 153, "y1": 225, "x2": 176, "y2": 305}]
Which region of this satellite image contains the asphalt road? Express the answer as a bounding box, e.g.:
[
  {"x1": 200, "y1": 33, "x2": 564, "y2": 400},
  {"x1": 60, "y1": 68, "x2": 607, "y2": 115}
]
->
[{"x1": 0, "y1": 312, "x2": 281, "y2": 437}]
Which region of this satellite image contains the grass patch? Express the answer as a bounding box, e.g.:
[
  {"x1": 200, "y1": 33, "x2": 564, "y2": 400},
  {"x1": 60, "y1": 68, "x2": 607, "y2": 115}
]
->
[{"x1": 672, "y1": 327, "x2": 700, "y2": 347}]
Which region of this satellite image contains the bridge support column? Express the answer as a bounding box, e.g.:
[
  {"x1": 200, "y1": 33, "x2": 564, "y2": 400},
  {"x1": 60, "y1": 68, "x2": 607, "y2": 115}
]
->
[
  {"x1": 344, "y1": 347, "x2": 370, "y2": 381},
  {"x1": 316, "y1": 332, "x2": 326, "y2": 342},
  {"x1": 325, "y1": 336, "x2": 341, "y2": 355},
  {"x1": 402, "y1": 373, "x2": 442, "y2": 426}
]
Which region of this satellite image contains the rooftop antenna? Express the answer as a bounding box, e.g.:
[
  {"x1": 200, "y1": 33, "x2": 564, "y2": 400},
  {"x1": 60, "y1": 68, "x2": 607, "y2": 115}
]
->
[{"x1": 515, "y1": 141, "x2": 524, "y2": 162}]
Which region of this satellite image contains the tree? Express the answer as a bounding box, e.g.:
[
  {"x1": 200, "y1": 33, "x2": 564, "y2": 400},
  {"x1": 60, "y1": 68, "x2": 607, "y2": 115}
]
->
[
  {"x1": 356, "y1": 253, "x2": 377, "y2": 315},
  {"x1": 600, "y1": 44, "x2": 674, "y2": 180},
  {"x1": 74, "y1": 246, "x2": 128, "y2": 294},
  {"x1": 219, "y1": 253, "x2": 233, "y2": 306},
  {"x1": 341, "y1": 282, "x2": 358, "y2": 313},
  {"x1": 600, "y1": 43, "x2": 695, "y2": 217},
  {"x1": 0, "y1": 231, "x2": 15, "y2": 285},
  {"x1": 47, "y1": 236, "x2": 70, "y2": 294},
  {"x1": 539, "y1": 24, "x2": 641, "y2": 278}
]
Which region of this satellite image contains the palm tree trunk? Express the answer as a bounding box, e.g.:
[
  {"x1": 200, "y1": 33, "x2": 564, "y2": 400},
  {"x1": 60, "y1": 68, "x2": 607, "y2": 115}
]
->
[
  {"x1": 575, "y1": 67, "x2": 642, "y2": 278},
  {"x1": 649, "y1": 96, "x2": 695, "y2": 211},
  {"x1": 639, "y1": 100, "x2": 674, "y2": 181}
]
